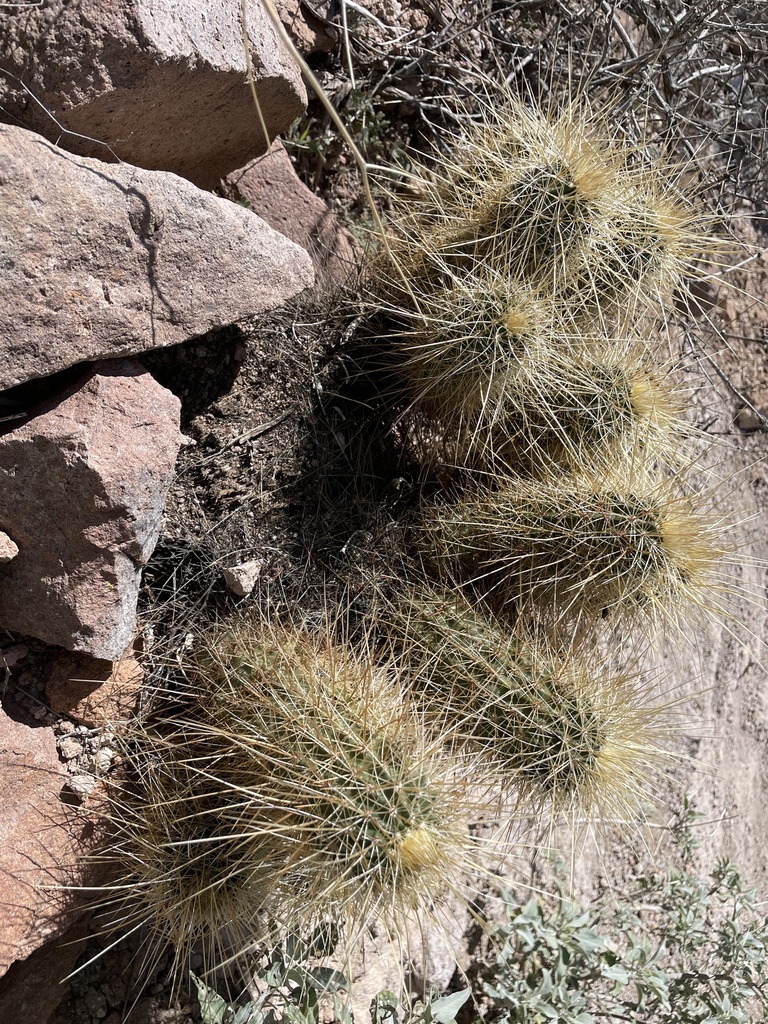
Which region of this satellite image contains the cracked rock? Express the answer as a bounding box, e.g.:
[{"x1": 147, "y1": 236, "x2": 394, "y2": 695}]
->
[{"x1": 0, "y1": 125, "x2": 315, "y2": 389}]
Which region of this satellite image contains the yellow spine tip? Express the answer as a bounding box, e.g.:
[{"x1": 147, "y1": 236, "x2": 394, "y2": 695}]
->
[
  {"x1": 629, "y1": 375, "x2": 658, "y2": 421},
  {"x1": 572, "y1": 161, "x2": 615, "y2": 203},
  {"x1": 660, "y1": 511, "x2": 706, "y2": 576},
  {"x1": 504, "y1": 307, "x2": 531, "y2": 336},
  {"x1": 395, "y1": 826, "x2": 442, "y2": 873}
]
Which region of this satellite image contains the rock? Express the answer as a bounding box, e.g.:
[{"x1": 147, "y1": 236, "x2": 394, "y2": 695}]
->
[
  {"x1": 0, "y1": 645, "x2": 28, "y2": 670},
  {"x1": 0, "y1": 125, "x2": 315, "y2": 389},
  {"x1": 734, "y1": 406, "x2": 767, "y2": 433},
  {"x1": 221, "y1": 558, "x2": 264, "y2": 597},
  {"x1": 0, "y1": 708, "x2": 95, "y2": 976},
  {"x1": 0, "y1": 360, "x2": 181, "y2": 659},
  {"x1": 63, "y1": 775, "x2": 100, "y2": 802},
  {"x1": 46, "y1": 649, "x2": 144, "y2": 728},
  {"x1": 272, "y1": 0, "x2": 339, "y2": 54},
  {"x1": 0, "y1": 0, "x2": 306, "y2": 187},
  {"x1": 0, "y1": 914, "x2": 91, "y2": 1024},
  {"x1": 0, "y1": 532, "x2": 18, "y2": 563},
  {"x1": 223, "y1": 140, "x2": 359, "y2": 293},
  {"x1": 57, "y1": 736, "x2": 82, "y2": 762}
]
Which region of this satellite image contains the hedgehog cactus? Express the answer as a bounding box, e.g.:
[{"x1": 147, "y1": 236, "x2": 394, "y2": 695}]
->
[
  {"x1": 192, "y1": 624, "x2": 485, "y2": 934},
  {"x1": 425, "y1": 470, "x2": 718, "y2": 632},
  {"x1": 376, "y1": 97, "x2": 712, "y2": 471},
  {"x1": 95, "y1": 624, "x2": 487, "y2": 982},
  {"x1": 382, "y1": 98, "x2": 715, "y2": 318},
  {"x1": 93, "y1": 724, "x2": 284, "y2": 985},
  {"x1": 458, "y1": 341, "x2": 682, "y2": 471},
  {"x1": 384, "y1": 586, "x2": 676, "y2": 824}
]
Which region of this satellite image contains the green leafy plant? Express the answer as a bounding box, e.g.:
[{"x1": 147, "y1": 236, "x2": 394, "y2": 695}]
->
[
  {"x1": 480, "y1": 811, "x2": 768, "y2": 1024},
  {"x1": 371, "y1": 988, "x2": 470, "y2": 1024},
  {"x1": 192, "y1": 968, "x2": 469, "y2": 1024},
  {"x1": 191, "y1": 928, "x2": 350, "y2": 1024}
]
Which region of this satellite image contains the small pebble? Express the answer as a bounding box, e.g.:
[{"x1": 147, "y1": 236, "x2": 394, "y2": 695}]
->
[
  {"x1": 735, "y1": 406, "x2": 765, "y2": 433},
  {"x1": 222, "y1": 558, "x2": 264, "y2": 597},
  {"x1": 58, "y1": 736, "x2": 82, "y2": 760},
  {"x1": 0, "y1": 530, "x2": 19, "y2": 563},
  {"x1": 95, "y1": 747, "x2": 115, "y2": 773},
  {"x1": 66, "y1": 773, "x2": 99, "y2": 799}
]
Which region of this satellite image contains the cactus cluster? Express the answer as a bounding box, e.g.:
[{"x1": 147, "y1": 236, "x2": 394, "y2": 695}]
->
[
  {"x1": 380, "y1": 98, "x2": 718, "y2": 466},
  {"x1": 92, "y1": 94, "x2": 733, "y2": 993},
  {"x1": 370, "y1": 99, "x2": 728, "y2": 841},
  {"x1": 99, "y1": 623, "x2": 485, "y2": 983}
]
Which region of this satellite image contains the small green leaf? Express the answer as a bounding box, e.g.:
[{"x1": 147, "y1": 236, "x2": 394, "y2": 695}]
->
[
  {"x1": 371, "y1": 990, "x2": 400, "y2": 1024},
  {"x1": 428, "y1": 989, "x2": 471, "y2": 1023},
  {"x1": 305, "y1": 967, "x2": 348, "y2": 993},
  {"x1": 332, "y1": 993, "x2": 354, "y2": 1024},
  {"x1": 572, "y1": 928, "x2": 605, "y2": 954},
  {"x1": 601, "y1": 962, "x2": 630, "y2": 985},
  {"x1": 190, "y1": 973, "x2": 230, "y2": 1024}
]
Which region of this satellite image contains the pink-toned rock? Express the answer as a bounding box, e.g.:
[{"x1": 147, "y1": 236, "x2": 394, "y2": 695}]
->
[
  {"x1": 223, "y1": 140, "x2": 360, "y2": 294},
  {"x1": 272, "y1": 0, "x2": 339, "y2": 54},
  {"x1": 0, "y1": 914, "x2": 90, "y2": 1024},
  {"x1": 0, "y1": 360, "x2": 182, "y2": 659},
  {"x1": 0, "y1": 125, "x2": 315, "y2": 389},
  {"x1": 0, "y1": 708, "x2": 95, "y2": 976},
  {"x1": 0, "y1": 532, "x2": 18, "y2": 563},
  {"x1": 221, "y1": 558, "x2": 264, "y2": 597},
  {"x1": 46, "y1": 649, "x2": 144, "y2": 728},
  {"x1": 0, "y1": 0, "x2": 306, "y2": 187}
]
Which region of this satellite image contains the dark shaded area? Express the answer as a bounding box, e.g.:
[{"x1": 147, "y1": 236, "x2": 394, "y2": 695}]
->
[
  {"x1": 140, "y1": 323, "x2": 248, "y2": 429},
  {"x1": 0, "y1": 362, "x2": 94, "y2": 434}
]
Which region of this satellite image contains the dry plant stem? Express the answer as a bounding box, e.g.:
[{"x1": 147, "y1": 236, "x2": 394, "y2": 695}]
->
[
  {"x1": 240, "y1": 0, "x2": 271, "y2": 152},
  {"x1": 259, "y1": 0, "x2": 414, "y2": 300}
]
